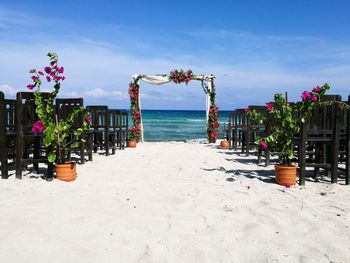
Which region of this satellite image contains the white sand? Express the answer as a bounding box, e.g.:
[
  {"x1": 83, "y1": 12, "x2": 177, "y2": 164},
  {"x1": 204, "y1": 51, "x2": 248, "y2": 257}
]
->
[{"x1": 0, "y1": 142, "x2": 349, "y2": 263}]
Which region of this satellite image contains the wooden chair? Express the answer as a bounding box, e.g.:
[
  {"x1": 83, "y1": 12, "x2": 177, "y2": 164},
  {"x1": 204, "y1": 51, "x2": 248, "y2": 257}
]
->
[
  {"x1": 338, "y1": 95, "x2": 350, "y2": 184},
  {"x1": 243, "y1": 106, "x2": 267, "y2": 156},
  {"x1": 2, "y1": 97, "x2": 16, "y2": 178},
  {"x1": 294, "y1": 95, "x2": 342, "y2": 185},
  {"x1": 55, "y1": 98, "x2": 93, "y2": 164},
  {"x1": 0, "y1": 91, "x2": 10, "y2": 179},
  {"x1": 109, "y1": 109, "x2": 128, "y2": 150},
  {"x1": 227, "y1": 111, "x2": 235, "y2": 149},
  {"x1": 86, "y1": 105, "x2": 116, "y2": 156},
  {"x1": 15, "y1": 92, "x2": 54, "y2": 180},
  {"x1": 230, "y1": 109, "x2": 247, "y2": 151}
]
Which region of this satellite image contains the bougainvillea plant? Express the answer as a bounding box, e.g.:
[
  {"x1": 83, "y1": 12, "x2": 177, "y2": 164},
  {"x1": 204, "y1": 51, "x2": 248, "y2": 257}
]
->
[
  {"x1": 247, "y1": 84, "x2": 330, "y2": 165},
  {"x1": 169, "y1": 69, "x2": 193, "y2": 84},
  {"x1": 27, "y1": 52, "x2": 90, "y2": 164}
]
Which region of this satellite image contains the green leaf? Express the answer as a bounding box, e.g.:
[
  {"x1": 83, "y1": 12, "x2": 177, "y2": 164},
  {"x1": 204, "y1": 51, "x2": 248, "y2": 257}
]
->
[{"x1": 48, "y1": 152, "x2": 56, "y2": 163}]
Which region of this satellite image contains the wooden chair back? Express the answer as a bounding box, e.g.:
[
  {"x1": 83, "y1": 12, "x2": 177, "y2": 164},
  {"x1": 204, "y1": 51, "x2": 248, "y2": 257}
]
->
[{"x1": 55, "y1": 98, "x2": 84, "y2": 128}]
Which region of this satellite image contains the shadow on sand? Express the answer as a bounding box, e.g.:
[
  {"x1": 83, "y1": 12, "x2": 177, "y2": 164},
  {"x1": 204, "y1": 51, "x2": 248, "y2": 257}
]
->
[{"x1": 202, "y1": 166, "x2": 276, "y2": 184}]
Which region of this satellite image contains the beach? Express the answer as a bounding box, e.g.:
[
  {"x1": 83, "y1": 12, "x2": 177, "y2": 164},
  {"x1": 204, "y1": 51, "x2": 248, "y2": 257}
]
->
[{"x1": 0, "y1": 141, "x2": 349, "y2": 263}]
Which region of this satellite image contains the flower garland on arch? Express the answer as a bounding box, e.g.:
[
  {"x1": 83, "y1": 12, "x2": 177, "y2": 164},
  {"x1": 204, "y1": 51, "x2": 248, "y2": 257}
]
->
[
  {"x1": 128, "y1": 71, "x2": 218, "y2": 143},
  {"x1": 169, "y1": 69, "x2": 193, "y2": 84},
  {"x1": 128, "y1": 76, "x2": 142, "y2": 141},
  {"x1": 202, "y1": 79, "x2": 219, "y2": 143}
]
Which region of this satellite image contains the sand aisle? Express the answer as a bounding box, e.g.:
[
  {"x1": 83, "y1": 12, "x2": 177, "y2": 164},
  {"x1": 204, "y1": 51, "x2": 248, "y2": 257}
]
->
[{"x1": 0, "y1": 142, "x2": 349, "y2": 263}]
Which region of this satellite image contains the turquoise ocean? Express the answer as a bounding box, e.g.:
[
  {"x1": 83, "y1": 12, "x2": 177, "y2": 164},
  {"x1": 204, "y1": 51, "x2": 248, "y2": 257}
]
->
[{"x1": 138, "y1": 110, "x2": 230, "y2": 141}]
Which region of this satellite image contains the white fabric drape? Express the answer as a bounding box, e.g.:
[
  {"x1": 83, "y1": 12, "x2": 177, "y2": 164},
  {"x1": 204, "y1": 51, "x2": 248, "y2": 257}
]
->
[
  {"x1": 140, "y1": 75, "x2": 171, "y2": 85},
  {"x1": 132, "y1": 74, "x2": 215, "y2": 142}
]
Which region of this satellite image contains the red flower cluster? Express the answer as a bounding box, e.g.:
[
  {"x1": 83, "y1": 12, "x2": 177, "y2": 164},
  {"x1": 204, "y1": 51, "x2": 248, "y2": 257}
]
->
[
  {"x1": 207, "y1": 105, "x2": 219, "y2": 143},
  {"x1": 129, "y1": 83, "x2": 139, "y2": 100},
  {"x1": 132, "y1": 110, "x2": 140, "y2": 120},
  {"x1": 169, "y1": 69, "x2": 193, "y2": 85}
]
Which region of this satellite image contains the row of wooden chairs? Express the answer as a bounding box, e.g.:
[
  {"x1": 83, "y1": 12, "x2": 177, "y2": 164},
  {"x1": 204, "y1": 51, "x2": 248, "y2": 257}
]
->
[
  {"x1": 0, "y1": 91, "x2": 129, "y2": 180},
  {"x1": 227, "y1": 95, "x2": 350, "y2": 185}
]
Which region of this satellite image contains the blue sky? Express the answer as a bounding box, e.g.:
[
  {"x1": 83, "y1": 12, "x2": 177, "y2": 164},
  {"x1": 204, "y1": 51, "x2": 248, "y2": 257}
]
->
[{"x1": 0, "y1": 0, "x2": 349, "y2": 110}]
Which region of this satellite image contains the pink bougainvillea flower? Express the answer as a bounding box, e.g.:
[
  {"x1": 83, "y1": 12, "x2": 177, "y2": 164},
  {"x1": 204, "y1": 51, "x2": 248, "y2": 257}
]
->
[
  {"x1": 311, "y1": 96, "x2": 317, "y2": 102},
  {"x1": 46, "y1": 76, "x2": 51, "y2": 82},
  {"x1": 31, "y1": 76, "x2": 38, "y2": 81},
  {"x1": 265, "y1": 102, "x2": 273, "y2": 111},
  {"x1": 312, "y1": 86, "x2": 320, "y2": 93},
  {"x1": 57, "y1": 66, "x2": 64, "y2": 74},
  {"x1": 259, "y1": 140, "x2": 267, "y2": 150},
  {"x1": 29, "y1": 68, "x2": 36, "y2": 73},
  {"x1": 85, "y1": 116, "x2": 91, "y2": 123},
  {"x1": 26, "y1": 84, "x2": 34, "y2": 90},
  {"x1": 61, "y1": 76, "x2": 65, "y2": 81},
  {"x1": 44, "y1": 67, "x2": 51, "y2": 74},
  {"x1": 31, "y1": 120, "x2": 45, "y2": 134},
  {"x1": 38, "y1": 71, "x2": 44, "y2": 75},
  {"x1": 301, "y1": 91, "x2": 312, "y2": 102}
]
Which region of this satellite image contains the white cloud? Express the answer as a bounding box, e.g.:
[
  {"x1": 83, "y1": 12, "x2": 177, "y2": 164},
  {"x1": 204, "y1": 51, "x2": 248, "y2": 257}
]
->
[{"x1": 0, "y1": 84, "x2": 18, "y2": 96}]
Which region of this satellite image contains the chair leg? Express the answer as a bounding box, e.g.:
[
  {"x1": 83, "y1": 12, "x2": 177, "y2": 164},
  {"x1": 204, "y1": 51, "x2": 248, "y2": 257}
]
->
[
  {"x1": 16, "y1": 138, "x2": 22, "y2": 179},
  {"x1": 245, "y1": 130, "x2": 250, "y2": 156},
  {"x1": 80, "y1": 141, "x2": 85, "y2": 164},
  {"x1": 257, "y1": 147, "x2": 262, "y2": 164},
  {"x1": 331, "y1": 142, "x2": 339, "y2": 184},
  {"x1": 33, "y1": 137, "x2": 40, "y2": 173},
  {"x1": 299, "y1": 141, "x2": 306, "y2": 186},
  {"x1": 265, "y1": 149, "x2": 270, "y2": 167},
  {"x1": 105, "y1": 132, "x2": 109, "y2": 156},
  {"x1": 88, "y1": 134, "x2": 93, "y2": 161},
  {"x1": 1, "y1": 156, "x2": 8, "y2": 179}
]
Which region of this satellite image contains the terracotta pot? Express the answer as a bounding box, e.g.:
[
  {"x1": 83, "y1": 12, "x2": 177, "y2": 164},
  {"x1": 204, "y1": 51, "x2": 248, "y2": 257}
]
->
[
  {"x1": 274, "y1": 165, "x2": 297, "y2": 186},
  {"x1": 56, "y1": 162, "x2": 77, "y2": 182},
  {"x1": 128, "y1": 141, "x2": 137, "y2": 148},
  {"x1": 220, "y1": 140, "x2": 229, "y2": 149}
]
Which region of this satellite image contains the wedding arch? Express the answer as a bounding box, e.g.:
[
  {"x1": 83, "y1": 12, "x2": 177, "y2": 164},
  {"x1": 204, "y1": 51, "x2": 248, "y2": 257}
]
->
[{"x1": 128, "y1": 70, "x2": 219, "y2": 143}]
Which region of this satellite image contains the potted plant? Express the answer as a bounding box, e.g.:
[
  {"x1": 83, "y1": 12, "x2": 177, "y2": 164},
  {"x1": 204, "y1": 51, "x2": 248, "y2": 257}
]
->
[
  {"x1": 27, "y1": 52, "x2": 90, "y2": 181},
  {"x1": 219, "y1": 123, "x2": 229, "y2": 149},
  {"x1": 247, "y1": 84, "x2": 330, "y2": 186},
  {"x1": 127, "y1": 127, "x2": 138, "y2": 148}
]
